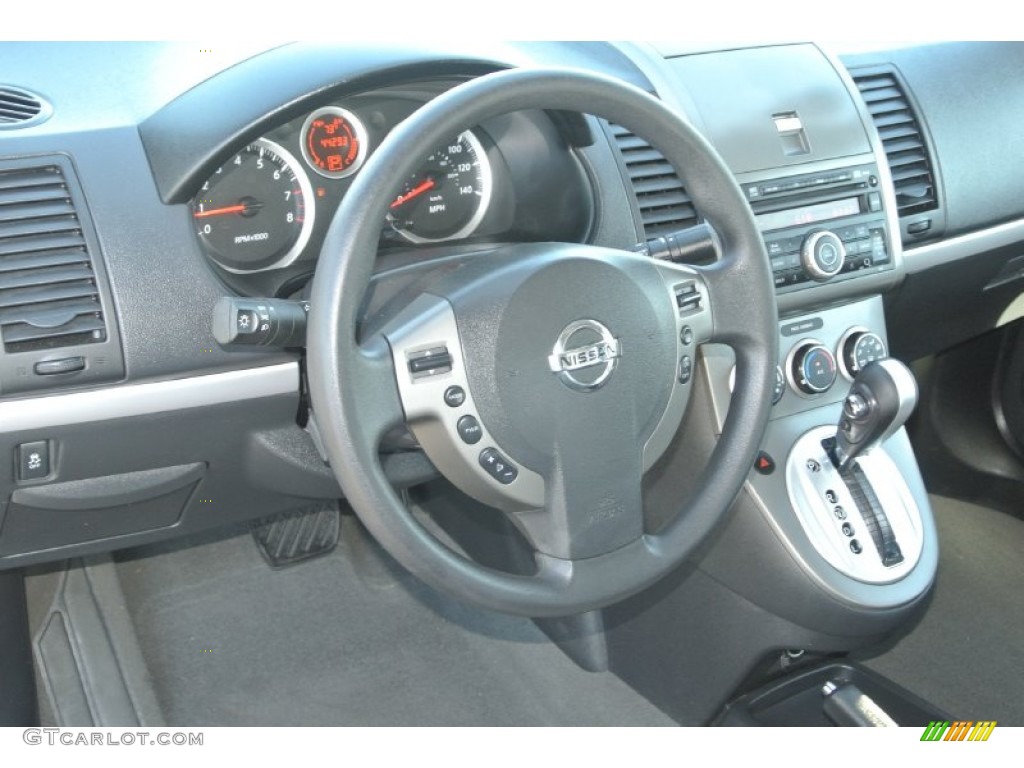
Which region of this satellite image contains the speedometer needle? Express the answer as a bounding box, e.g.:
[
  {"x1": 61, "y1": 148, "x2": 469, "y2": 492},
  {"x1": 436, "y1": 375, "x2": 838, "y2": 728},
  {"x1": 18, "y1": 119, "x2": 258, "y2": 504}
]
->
[{"x1": 390, "y1": 178, "x2": 436, "y2": 209}]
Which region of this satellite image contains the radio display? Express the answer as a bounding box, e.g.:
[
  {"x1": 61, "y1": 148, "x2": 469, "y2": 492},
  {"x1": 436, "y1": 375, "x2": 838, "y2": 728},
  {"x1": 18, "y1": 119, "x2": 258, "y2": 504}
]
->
[{"x1": 756, "y1": 197, "x2": 861, "y2": 232}]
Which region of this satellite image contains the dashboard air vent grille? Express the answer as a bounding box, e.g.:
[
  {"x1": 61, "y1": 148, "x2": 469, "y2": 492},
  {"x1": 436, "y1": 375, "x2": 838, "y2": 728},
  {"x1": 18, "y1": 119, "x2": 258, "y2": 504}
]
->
[
  {"x1": 851, "y1": 70, "x2": 938, "y2": 217},
  {"x1": 0, "y1": 86, "x2": 51, "y2": 129},
  {"x1": 608, "y1": 122, "x2": 699, "y2": 238},
  {"x1": 0, "y1": 164, "x2": 108, "y2": 353}
]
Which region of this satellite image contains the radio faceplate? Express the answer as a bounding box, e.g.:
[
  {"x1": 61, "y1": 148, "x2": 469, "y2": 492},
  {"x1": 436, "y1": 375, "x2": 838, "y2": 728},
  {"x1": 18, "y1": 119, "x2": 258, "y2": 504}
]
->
[{"x1": 742, "y1": 164, "x2": 894, "y2": 293}]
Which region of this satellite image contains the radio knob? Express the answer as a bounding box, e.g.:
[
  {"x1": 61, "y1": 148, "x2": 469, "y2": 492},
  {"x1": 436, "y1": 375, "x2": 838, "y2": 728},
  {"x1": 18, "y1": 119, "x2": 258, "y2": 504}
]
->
[
  {"x1": 788, "y1": 340, "x2": 837, "y2": 396},
  {"x1": 801, "y1": 230, "x2": 846, "y2": 281}
]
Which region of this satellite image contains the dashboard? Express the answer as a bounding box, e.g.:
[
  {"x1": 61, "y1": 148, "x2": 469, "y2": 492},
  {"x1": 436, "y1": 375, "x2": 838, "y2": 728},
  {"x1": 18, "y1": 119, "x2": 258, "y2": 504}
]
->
[
  {"x1": 0, "y1": 39, "x2": 1023, "y2": 587},
  {"x1": 3, "y1": 39, "x2": 1024, "y2": 726}
]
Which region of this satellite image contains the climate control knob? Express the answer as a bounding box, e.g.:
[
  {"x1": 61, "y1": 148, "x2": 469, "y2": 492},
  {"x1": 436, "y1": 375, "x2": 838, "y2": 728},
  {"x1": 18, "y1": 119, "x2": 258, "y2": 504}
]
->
[
  {"x1": 801, "y1": 230, "x2": 846, "y2": 281},
  {"x1": 788, "y1": 340, "x2": 838, "y2": 396},
  {"x1": 839, "y1": 329, "x2": 887, "y2": 379}
]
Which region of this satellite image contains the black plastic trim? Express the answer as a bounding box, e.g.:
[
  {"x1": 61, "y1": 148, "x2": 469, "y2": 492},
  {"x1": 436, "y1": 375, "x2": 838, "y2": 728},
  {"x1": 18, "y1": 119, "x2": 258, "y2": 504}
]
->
[{"x1": 0, "y1": 568, "x2": 38, "y2": 725}]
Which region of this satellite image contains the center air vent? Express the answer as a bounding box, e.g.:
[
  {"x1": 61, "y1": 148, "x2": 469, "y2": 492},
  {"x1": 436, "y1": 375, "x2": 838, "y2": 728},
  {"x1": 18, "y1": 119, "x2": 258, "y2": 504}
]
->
[
  {"x1": 0, "y1": 164, "x2": 108, "y2": 354},
  {"x1": 0, "y1": 86, "x2": 52, "y2": 129},
  {"x1": 607, "y1": 122, "x2": 699, "y2": 238},
  {"x1": 851, "y1": 70, "x2": 938, "y2": 217}
]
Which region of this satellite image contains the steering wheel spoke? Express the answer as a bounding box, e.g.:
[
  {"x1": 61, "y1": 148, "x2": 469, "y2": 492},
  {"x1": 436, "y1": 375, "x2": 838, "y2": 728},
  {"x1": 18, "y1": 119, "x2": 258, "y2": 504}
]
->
[
  {"x1": 691, "y1": 241, "x2": 769, "y2": 348},
  {"x1": 513, "y1": 439, "x2": 645, "y2": 561},
  {"x1": 381, "y1": 292, "x2": 546, "y2": 512},
  {"x1": 349, "y1": 334, "x2": 408, "y2": 443}
]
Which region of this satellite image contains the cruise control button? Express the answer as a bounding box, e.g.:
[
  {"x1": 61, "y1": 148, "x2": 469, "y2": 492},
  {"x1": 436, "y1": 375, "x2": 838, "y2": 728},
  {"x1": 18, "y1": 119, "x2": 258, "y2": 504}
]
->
[
  {"x1": 408, "y1": 349, "x2": 452, "y2": 375},
  {"x1": 850, "y1": 539, "x2": 863, "y2": 554},
  {"x1": 825, "y1": 489, "x2": 838, "y2": 504},
  {"x1": 841, "y1": 522, "x2": 855, "y2": 537},
  {"x1": 443, "y1": 386, "x2": 465, "y2": 408},
  {"x1": 834, "y1": 506, "x2": 847, "y2": 520},
  {"x1": 457, "y1": 415, "x2": 482, "y2": 445},
  {"x1": 479, "y1": 448, "x2": 518, "y2": 485}
]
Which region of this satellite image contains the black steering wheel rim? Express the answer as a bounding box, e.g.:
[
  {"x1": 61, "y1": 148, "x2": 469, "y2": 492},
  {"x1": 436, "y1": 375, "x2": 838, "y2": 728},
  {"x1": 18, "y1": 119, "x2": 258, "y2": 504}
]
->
[{"x1": 307, "y1": 67, "x2": 778, "y2": 618}]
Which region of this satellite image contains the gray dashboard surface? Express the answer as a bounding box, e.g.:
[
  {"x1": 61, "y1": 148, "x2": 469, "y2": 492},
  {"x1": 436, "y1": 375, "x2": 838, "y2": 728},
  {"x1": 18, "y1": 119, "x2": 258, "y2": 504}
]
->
[
  {"x1": 842, "y1": 41, "x2": 1024, "y2": 237},
  {"x1": 667, "y1": 44, "x2": 871, "y2": 173}
]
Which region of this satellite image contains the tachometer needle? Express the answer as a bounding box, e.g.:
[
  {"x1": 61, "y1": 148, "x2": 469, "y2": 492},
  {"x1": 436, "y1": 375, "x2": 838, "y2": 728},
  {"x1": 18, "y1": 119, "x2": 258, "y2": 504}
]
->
[
  {"x1": 194, "y1": 203, "x2": 255, "y2": 218},
  {"x1": 390, "y1": 178, "x2": 436, "y2": 209}
]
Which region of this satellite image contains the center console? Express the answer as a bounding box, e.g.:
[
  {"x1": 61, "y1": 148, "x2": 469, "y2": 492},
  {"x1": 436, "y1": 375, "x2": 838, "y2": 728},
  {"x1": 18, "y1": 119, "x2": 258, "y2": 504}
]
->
[
  {"x1": 597, "y1": 42, "x2": 940, "y2": 725},
  {"x1": 638, "y1": 40, "x2": 938, "y2": 611},
  {"x1": 701, "y1": 295, "x2": 937, "y2": 611}
]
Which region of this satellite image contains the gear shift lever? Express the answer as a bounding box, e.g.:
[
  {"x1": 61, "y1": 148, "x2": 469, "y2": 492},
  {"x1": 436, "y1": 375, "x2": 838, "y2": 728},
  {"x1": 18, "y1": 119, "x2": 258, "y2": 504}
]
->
[
  {"x1": 824, "y1": 359, "x2": 919, "y2": 568},
  {"x1": 832, "y1": 359, "x2": 918, "y2": 472}
]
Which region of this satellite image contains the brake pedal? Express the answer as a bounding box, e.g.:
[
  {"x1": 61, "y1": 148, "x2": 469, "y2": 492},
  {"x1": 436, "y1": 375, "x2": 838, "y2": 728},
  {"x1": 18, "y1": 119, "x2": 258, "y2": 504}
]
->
[{"x1": 251, "y1": 501, "x2": 341, "y2": 568}]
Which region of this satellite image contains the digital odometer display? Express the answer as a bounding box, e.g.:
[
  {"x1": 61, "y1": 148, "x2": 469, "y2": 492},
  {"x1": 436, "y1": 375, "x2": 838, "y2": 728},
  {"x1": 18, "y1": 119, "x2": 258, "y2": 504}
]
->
[
  {"x1": 756, "y1": 197, "x2": 861, "y2": 232},
  {"x1": 300, "y1": 107, "x2": 368, "y2": 179}
]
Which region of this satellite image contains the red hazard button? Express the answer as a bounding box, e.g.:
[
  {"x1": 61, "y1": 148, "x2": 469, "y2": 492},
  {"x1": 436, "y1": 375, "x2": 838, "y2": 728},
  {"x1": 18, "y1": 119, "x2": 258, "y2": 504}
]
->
[{"x1": 754, "y1": 451, "x2": 775, "y2": 475}]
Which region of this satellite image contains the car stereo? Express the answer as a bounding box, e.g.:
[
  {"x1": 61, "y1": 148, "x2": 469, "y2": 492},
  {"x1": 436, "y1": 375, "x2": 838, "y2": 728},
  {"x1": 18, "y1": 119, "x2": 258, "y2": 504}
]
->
[{"x1": 742, "y1": 163, "x2": 893, "y2": 293}]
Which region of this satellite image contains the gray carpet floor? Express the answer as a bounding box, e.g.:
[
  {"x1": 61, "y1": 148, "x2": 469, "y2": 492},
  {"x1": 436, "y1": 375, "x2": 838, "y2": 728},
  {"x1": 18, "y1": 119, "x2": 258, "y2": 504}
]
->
[
  {"x1": 862, "y1": 495, "x2": 1024, "y2": 725},
  {"x1": 111, "y1": 495, "x2": 1024, "y2": 726},
  {"x1": 114, "y1": 517, "x2": 674, "y2": 726}
]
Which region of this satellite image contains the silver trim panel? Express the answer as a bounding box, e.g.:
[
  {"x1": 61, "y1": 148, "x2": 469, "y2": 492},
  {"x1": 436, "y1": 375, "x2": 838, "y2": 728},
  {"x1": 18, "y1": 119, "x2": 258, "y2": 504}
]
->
[
  {"x1": 905, "y1": 217, "x2": 1024, "y2": 273},
  {"x1": 786, "y1": 425, "x2": 925, "y2": 584},
  {"x1": 642, "y1": 262, "x2": 713, "y2": 471},
  {"x1": 0, "y1": 363, "x2": 299, "y2": 433},
  {"x1": 384, "y1": 293, "x2": 545, "y2": 511}
]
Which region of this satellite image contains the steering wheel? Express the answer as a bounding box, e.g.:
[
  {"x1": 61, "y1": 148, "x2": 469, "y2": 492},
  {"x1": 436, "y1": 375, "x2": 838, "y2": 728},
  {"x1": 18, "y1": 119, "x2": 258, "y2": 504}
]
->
[{"x1": 307, "y1": 67, "x2": 777, "y2": 618}]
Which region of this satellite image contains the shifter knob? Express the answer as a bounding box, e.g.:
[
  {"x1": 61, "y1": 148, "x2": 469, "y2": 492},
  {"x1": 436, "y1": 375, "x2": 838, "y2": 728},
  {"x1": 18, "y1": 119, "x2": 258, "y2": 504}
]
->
[{"x1": 833, "y1": 359, "x2": 918, "y2": 471}]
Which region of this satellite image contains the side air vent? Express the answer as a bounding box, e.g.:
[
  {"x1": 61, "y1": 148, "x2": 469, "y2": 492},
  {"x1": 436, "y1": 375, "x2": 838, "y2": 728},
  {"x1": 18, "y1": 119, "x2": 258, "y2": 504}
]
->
[
  {"x1": 0, "y1": 86, "x2": 52, "y2": 129},
  {"x1": 608, "y1": 122, "x2": 699, "y2": 238},
  {"x1": 0, "y1": 164, "x2": 108, "y2": 353},
  {"x1": 851, "y1": 70, "x2": 938, "y2": 217}
]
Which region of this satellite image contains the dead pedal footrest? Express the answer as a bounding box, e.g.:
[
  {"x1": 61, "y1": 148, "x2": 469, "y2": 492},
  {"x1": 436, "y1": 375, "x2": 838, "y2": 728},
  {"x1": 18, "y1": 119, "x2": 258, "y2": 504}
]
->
[{"x1": 251, "y1": 501, "x2": 341, "y2": 568}]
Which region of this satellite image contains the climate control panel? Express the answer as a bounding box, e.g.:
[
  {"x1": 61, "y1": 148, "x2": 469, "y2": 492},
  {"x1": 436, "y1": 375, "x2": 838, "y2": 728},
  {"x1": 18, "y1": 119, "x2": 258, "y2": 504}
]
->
[
  {"x1": 711, "y1": 297, "x2": 891, "y2": 425},
  {"x1": 787, "y1": 340, "x2": 838, "y2": 396}
]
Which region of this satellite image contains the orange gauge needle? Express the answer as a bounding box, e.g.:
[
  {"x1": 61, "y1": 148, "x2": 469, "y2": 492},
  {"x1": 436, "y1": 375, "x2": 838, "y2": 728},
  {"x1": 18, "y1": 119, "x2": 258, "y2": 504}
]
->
[
  {"x1": 193, "y1": 204, "x2": 247, "y2": 218},
  {"x1": 390, "y1": 178, "x2": 436, "y2": 209}
]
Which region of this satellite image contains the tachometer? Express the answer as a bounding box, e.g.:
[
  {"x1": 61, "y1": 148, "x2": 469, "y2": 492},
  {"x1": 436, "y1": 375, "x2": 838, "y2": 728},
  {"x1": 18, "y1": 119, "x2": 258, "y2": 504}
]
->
[
  {"x1": 193, "y1": 138, "x2": 314, "y2": 274},
  {"x1": 387, "y1": 130, "x2": 492, "y2": 244}
]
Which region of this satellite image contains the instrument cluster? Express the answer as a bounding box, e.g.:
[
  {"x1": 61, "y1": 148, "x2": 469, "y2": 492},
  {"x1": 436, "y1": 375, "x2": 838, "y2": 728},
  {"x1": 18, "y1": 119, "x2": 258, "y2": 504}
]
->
[{"x1": 189, "y1": 85, "x2": 593, "y2": 296}]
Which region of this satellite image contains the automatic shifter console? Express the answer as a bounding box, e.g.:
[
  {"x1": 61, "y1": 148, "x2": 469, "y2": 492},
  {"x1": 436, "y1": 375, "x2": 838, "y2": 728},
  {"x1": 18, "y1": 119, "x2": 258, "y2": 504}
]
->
[
  {"x1": 785, "y1": 359, "x2": 926, "y2": 584},
  {"x1": 831, "y1": 360, "x2": 919, "y2": 472}
]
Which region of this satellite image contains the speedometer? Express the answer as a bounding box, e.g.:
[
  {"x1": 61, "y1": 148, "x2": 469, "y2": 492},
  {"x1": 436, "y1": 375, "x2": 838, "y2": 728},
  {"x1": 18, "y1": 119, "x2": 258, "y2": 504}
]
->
[
  {"x1": 192, "y1": 138, "x2": 314, "y2": 273},
  {"x1": 387, "y1": 130, "x2": 492, "y2": 244}
]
